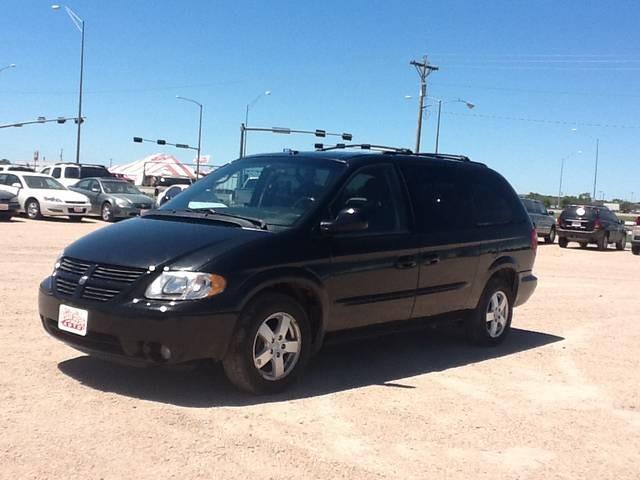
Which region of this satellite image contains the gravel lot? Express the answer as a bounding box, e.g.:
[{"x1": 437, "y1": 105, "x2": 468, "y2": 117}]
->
[{"x1": 1, "y1": 217, "x2": 639, "y2": 479}]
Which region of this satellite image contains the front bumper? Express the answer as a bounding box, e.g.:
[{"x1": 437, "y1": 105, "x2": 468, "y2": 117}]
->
[
  {"x1": 557, "y1": 228, "x2": 603, "y2": 243},
  {"x1": 42, "y1": 201, "x2": 91, "y2": 217},
  {"x1": 515, "y1": 271, "x2": 537, "y2": 307},
  {"x1": 39, "y1": 278, "x2": 238, "y2": 365}
]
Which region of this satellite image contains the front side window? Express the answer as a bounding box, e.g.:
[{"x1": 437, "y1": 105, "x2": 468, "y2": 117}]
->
[
  {"x1": 51, "y1": 167, "x2": 61, "y2": 179},
  {"x1": 163, "y1": 157, "x2": 346, "y2": 228},
  {"x1": 75, "y1": 179, "x2": 91, "y2": 190},
  {"x1": 332, "y1": 164, "x2": 407, "y2": 234},
  {"x1": 23, "y1": 176, "x2": 66, "y2": 190},
  {"x1": 0, "y1": 174, "x2": 22, "y2": 187}
]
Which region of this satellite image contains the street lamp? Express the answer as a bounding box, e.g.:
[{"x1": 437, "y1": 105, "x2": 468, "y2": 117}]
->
[
  {"x1": 0, "y1": 64, "x2": 16, "y2": 74},
  {"x1": 176, "y1": 96, "x2": 203, "y2": 178},
  {"x1": 570, "y1": 128, "x2": 599, "y2": 201},
  {"x1": 557, "y1": 150, "x2": 582, "y2": 208},
  {"x1": 404, "y1": 96, "x2": 475, "y2": 153},
  {"x1": 244, "y1": 90, "x2": 271, "y2": 155},
  {"x1": 51, "y1": 4, "x2": 85, "y2": 165}
]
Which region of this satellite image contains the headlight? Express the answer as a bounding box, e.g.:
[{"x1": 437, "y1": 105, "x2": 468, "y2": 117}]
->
[
  {"x1": 145, "y1": 271, "x2": 226, "y2": 300},
  {"x1": 44, "y1": 196, "x2": 63, "y2": 203},
  {"x1": 116, "y1": 198, "x2": 130, "y2": 208}
]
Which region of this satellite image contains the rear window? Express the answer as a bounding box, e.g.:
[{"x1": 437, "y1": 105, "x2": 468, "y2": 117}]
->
[
  {"x1": 80, "y1": 166, "x2": 111, "y2": 178},
  {"x1": 561, "y1": 206, "x2": 597, "y2": 220}
]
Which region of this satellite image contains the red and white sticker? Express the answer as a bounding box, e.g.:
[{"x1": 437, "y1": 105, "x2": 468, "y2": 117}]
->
[{"x1": 58, "y1": 304, "x2": 88, "y2": 336}]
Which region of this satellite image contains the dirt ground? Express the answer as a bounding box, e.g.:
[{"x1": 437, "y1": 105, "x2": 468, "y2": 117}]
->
[{"x1": 1, "y1": 217, "x2": 639, "y2": 480}]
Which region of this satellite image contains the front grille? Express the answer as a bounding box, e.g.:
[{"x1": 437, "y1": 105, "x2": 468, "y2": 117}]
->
[
  {"x1": 82, "y1": 285, "x2": 120, "y2": 302},
  {"x1": 55, "y1": 277, "x2": 77, "y2": 296},
  {"x1": 54, "y1": 257, "x2": 147, "y2": 302},
  {"x1": 92, "y1": 265, "x2": 145, "y2": 283},
  {"x1": 134, "y1": 203, "x2": 151, "y2": 209},
  {"x1": 65, "y1": 201, "x2": 86, "y2": 205}
]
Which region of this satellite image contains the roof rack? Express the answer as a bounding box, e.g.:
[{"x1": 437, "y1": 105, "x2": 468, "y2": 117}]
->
[
  {"x1": 314, "y1": 143, "x2": 413, "y2": 154},
  {"x1": 413, "y1": 152, "x2": 471, "y2": 162}
]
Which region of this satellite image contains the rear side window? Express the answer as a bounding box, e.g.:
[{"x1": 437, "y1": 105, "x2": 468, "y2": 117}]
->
[
  {"x1": 81, "y1": 166, "x2": 110, "y2": 178},
  {"x1": 65, "y1": 167, "x2": 80, "y2": 179},
  {"x1": 400, "y1": 163, "x2": 474, "y2": 232},
  {"x1": 471, "y1": 170, "x2": 525, "y2": 226}
]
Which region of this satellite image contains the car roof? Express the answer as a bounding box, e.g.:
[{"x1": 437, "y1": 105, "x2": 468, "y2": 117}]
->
[
  {"x1": 53, "y1": 162, "x2": 107, "y2": 167},
  {"x1": 241, "y1": 150, "x2": 487, "y2": 168},
  {"x1": 6, "y1": 171, "x2": 50, "y2": 178}
]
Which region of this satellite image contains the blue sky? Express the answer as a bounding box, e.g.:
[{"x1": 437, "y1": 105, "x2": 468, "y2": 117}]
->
[{"x1": 2, "y1": 0, "x2": 640, "y2": 200}]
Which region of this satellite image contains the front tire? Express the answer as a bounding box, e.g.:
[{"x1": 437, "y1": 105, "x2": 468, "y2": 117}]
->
[
  {"x1": 101, "y1": 202, "x2": 114, "y2": 222},
  {"x1": 222, "y1": 293, "x2": 311, "y2": 394},
  {"x1": 616, "y1": 234, "x2": 626, "y2": 251},
  {"x1": 558, "y1": 237, "x2": 568, "y2": 248},
  {"x1": 26, "y1": 199, "x2": 42, "y2": 220},
  {"x1": 579, "y1": 242, "x2": 588, "y2": 249},
  {"x1": 544, "y1": 226, "x2": 556, "y2": 244},
  {"x1": 632, "y1": 245, "x2": 640, "y2": 255},
  {"x1": 466, "y1": 277, "x2": 513, "y2": 346}
]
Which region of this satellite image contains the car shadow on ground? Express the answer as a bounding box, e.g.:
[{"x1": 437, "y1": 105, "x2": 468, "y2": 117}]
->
[
  {"x1": 17, "y1": 214, "x2": 101, "y2": 224},
  {"x1": 57, "y1": 326, "x2": 563, "y2": 408}
]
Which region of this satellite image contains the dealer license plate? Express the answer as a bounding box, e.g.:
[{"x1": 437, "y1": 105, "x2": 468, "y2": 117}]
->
[
  {"x1": 73, "y1": 207, "x2": 84, "y2": 213},
  {"x1": 0, "y1": 204, "x2": 8, "y2": 211},
  {"x1": 58, "y1": 305, "x2": 88, "y2": 336}
]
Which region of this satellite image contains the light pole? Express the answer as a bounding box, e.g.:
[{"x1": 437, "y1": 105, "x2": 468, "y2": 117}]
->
[
  {"x1": 51, "y1": 4, "x2": 84, "y2": 165},
  {"x1": 243, "y1": 90, "x2": 271, "y2": 155},
  {"x1": 404, "y1": 96, "x2": 474, "y2": 153},
  {"x1": 570, "y1": 129, "x2": 599, "y2": 202},
  {"x1": 557, "y1": 150, "x2": 582, "y2": 208},
  {"x1": 0, "y1": 64, "x2": 16, "y2": 74},
  {"x1": 176, "y1": 96, "x2": 203, "y2": 178}
]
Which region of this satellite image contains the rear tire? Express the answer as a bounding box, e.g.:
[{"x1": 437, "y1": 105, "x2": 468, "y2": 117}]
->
[
  {"x1": 0, "y1": 213, "x2": 12, "y2": 222},
  {"x1": 26, "y1": 199, "x2": 42, "y2": 220},
  {"x1": 558, "y1": 237, "x2": 568, "y2": 248},
  {"x1": 579, "y1": 242, "x2": 588, "y2": 249},
  {"x1": 632, "y1": 245, "x2": 640, "y2": 256},
  {"x1": 466, "y1": 277, "x2": 513, "y2": 346},
  {"x1": 544, "y1": 227, "x2": 556, "y2": 244},
  {"x1": 597, "y1": 233, "x2": 609, "y2": 251},
  {"x1": 616, "y1": 234, "x2": 626, "y2": 251},
  {"x1": 222, "y1": 293, "x2": 312, "y2": 394}
]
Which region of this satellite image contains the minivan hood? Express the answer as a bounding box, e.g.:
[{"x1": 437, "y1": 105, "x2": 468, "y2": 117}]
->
[{"x1": 63, "y1": 216, "x2": 270, "y2": 269}]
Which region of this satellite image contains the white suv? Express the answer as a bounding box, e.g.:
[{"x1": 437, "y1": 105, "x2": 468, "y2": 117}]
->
[{"x1": 41, "y1": 163, "x2": 113, "y2": 188}]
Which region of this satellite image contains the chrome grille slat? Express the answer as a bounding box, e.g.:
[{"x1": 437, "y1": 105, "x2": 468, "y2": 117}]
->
[
  {"x1": 55, "y1": 278, "x2": 76, "y2": 296},
  {"x1": 60, "y1": 258, "x2": 90, "y2": 275},
  {"x1": 93, "y1": 265, "x2": 145, "y2": 283}
]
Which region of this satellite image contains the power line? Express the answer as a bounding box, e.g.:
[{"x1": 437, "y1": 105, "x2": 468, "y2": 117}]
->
[{"x1": 442, "y1": 110, "x2": 640, "y2": 129}]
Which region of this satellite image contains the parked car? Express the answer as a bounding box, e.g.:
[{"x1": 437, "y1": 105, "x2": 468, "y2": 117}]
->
[
  {"x1": 155, "y1": 184, "x2": 189, "y2": 207},
  {"x1": 556, "y1": 205, "x2": 627, "y2": 250},
  {"x1": 39, "y1": 148, "x2": 538, "y2": 394},
  {"x1": 41, "y1": 163, "x2": 113, "y2": 187},
  {"x1": 631, "y1": 217, "x2": 640, "y2": 255},
  {"x1": 521, "y1": 197, "x2": 556, "y2": 244},
  {"x1": 0, "y1": 171, "x2": 91, "y2": 221},
  {"x1": 0, "y1": 165, "x2": 35, "y2": 172},
  {"x1": 0, "y1": 189, "x2": 20, "y2": 221},
  {"x1": 70, "y1": 177, "x2": 153, "y2": 222}
]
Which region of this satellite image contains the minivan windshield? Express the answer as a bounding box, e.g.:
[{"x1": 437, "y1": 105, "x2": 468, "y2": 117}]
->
[{"x1": 161, "y1": 157, "x2": 346, "y2": 228}]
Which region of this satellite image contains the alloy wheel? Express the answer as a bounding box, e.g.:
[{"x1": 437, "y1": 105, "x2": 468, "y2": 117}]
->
[
  {"x1": 486, "y1": 291, "x2": 509, "y2": 338},
  {"x1": 252, "y1": 312, "x2": 302, "y2": 381}
]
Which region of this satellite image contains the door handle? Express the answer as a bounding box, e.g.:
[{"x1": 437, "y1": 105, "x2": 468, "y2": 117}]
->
[
  {"x1": 423, "y1": 254, "x2": 440, "y2": 266},
  {"x1": 395, "y1": 255, "x2": 418, "y2": 269}
]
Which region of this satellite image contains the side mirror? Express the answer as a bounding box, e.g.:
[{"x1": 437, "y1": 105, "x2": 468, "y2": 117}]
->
[
  {"x1": 11, "y1": 183, "x2": 21, "y2": 190},
  {"x1": 91, "y1": 186, "x2": 100, "y2": 193},
  {"x1": 320, "y1": 207, "x2": 368, "y2": 235}
]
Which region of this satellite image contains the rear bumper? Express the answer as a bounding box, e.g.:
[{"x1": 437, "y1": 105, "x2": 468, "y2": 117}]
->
[
  {"x1": 515, "y1": 271, "x2": 537, "y2": 307},
  {"x1": 557, "y1": 228, "x2": 603, "y2": 243},
  {"x1": 38, "y1": 279, "x2": 238, "y2": 365}
]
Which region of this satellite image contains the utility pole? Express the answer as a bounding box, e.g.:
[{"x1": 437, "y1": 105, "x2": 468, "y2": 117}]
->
[
  {"x1": 592, "y1": 138, "x2": 599, "y2": 202},
  {"x1": 410, "y1": 55, "x2": 438, "y2": 153}
]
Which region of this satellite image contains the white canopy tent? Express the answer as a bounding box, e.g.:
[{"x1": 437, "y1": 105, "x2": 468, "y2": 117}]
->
[{"x1": 109, "y1": 154, "x2": 196, "y2": 185}]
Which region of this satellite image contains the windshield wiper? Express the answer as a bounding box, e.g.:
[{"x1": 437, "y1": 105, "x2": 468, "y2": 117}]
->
[
  {"x1": 187, "y1": 208, "x2": 268, "y2": 230},
  {"x1": 142, "y1": 208, "x2": 267, "y2": 230}
]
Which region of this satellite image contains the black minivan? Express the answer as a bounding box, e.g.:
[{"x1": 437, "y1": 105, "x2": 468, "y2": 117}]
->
[{"x1": 39, "y1": 149, "x2": 538, "y2": 394}]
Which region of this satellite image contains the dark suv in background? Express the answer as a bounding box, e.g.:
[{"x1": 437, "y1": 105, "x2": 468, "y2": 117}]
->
[
  {"x1": 39, "y1": 147, "x2": 538, "y2": 394},
  {"x1": 521, "y1": 197, "x2": 556, "y2": 244},
  {"x1": 557, "y1": 205, "x2": 627, "y2": 250}
]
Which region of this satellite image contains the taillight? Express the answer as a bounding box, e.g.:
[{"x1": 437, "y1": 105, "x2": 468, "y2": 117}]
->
[
  {"x1": 636, "y1": 216, "x2": 640, "y2": 226},
  {"x1": 530, "y1": 228, "x2": 538, "y2": 254},
  {"x1": 594, "y1": 218, "x2": 603, "y2": 230}
]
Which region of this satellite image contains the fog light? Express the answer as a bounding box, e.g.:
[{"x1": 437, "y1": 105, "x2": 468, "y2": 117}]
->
[{"x1": 160, "y1": 345, "x2": 171, "y2": 360}]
